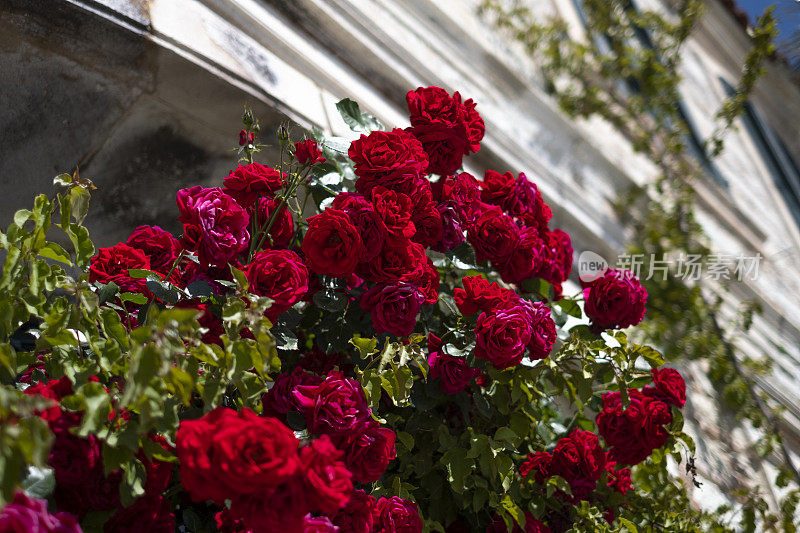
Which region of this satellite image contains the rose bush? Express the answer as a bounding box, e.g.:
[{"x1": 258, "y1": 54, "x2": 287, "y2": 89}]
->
[{"x1": 0, "y1": 87, "x2": 698, "y2": 532}]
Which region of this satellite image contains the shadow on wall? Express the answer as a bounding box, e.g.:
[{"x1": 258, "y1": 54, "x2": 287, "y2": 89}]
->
[{"x1": 0, "y1": 0, "x2": 289, "y2": 247}]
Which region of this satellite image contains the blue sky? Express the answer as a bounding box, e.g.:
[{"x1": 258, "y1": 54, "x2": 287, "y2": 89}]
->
[{"x1": 735, "y1": 0, "x2": 799, "y2": 42}]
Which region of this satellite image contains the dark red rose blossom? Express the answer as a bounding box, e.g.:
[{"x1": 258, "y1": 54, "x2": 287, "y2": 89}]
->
[
  {"x1": 431, "y1": 172, "x2": 482, "y2": 226},
  {"x1": 293, "y1": 370, "x2": 371, "y2": 437},
  {"x1": 519, "y1": 451, "x2": 552, "y2": 482},
  {"x1": 480, "y1": 171, "x2": 552, "y2": 230},
  {"x1": 262, "y1": 367, "x2": 323, "y2": 417},
  {"x1": 177, "y1": 186, "x2": 250, "y2": 267},
  {"x1": 300, "y1": 435, "x2": 353, "y2": 515},
  {"x1": 294, "y1": 139, "x2": 326, "y2": 166},
  {"x1": 303, "y1": 514, "x2": 338, "y2": 532},
  {"x1": 362, "y1": 239, "x2": 428, "y2": 286},
  {"x1": 103, "y1": 495, "x2": 174, "y2": 533},
  {"x1": 475, "y1": 303, "x2": 532, "y2": 370},
  {"x1": 126, "y1": 225, "x2": 181, "y2": 274},
  {"x1": 428, "y1": 348, "x2": 477, "y2": 394},
  {"x1": 244, "y1": 249, "x2": 309, "y2": 322},
  {"x1": 643, "y1": 367, "x2": 686, "y2": 407},
  {"x1": 453, "y1": 275, "x2": 517, "y2": 315},
  {"x1": 298, "y1": 346, "x2": 345, "y2": 376},
  {"x1": 215, "y1": 508, "x2": 254, "y2": 533},
  {"x1": 372, "y1": 497, "x2": 423, "y2": 533},
  {"x1": 371, "y1": 187, "x2": 416, "y2": 241},
  {"x1": 332, "y1": 193, "x2": 386, "y2": 263},
  {"x1": 596, "y1": 389, "x2": 672, "y2": 466},
  {"x1": 533, "y1": 229, "x2": 573, "y2": 289},
  {"x1": 24, "y1": 376, "x2": 73, "y2": 424},
  {"x1": 549, "y1": 429, "x2": 606, "y2": 500},
  {"x1": 604, "y1": 458, "x2": 633, "y2": 495},
  {"x1": 406, "y1": 87, "x2": 484, "y2": 175},
  {"x1": 520, "y1": 300, "x2": 557, "y2": 360},
  {"x1": 0, "y1": 492, "x2": 82, "y2": 533},
  {"x1": 230, "y1": 480, "x2": 306, "y2": 532},
  {"x1": 583, "y1": 268, "x2": 647, "y2": 332},
  {"x1": 176, "y1": 407, "x2": 300, "y2": 504},
  {"x1": 348, "y1": 128, "x2": 429, "y2": 195},
  {"x1": 332, "y1": 490, "x2": 377, "y2": 533},
  {"x1": 467, "y1": 206, "x2": 520, "y2": 264},
  {"x1": 89, "y1": 243, "x2": 151, "y2": 294},
  {"x1": 256, "y1": 196, "x2": 294, "y2": 249},
  {"x1": 499, "y1": 228, "x2": 545, "y2": 285},
  {"x1": 223, "y1": 163, "x2": 284, "y2": 208},
  {"x1": 302, "y1": 208, "x2": 365, "y2": 278},
  {"x1": 342, "y1": 420, "x2": 397, "y2": 483},
  {"x1": 360, "y1": 283, "x2": 424, "y2": 337},
  {"x1": 411, "y1": 202, "x2": 444, "y2": 248}
]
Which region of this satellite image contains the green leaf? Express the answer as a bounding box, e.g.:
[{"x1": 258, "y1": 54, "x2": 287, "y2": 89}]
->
[
  {"x1": 127, "y1": 269, "x2": 163, "y2": 279},
  {"x1": 69, "y1": 187, "x2": 90, "y2": 225},
  {"x1": 118, "y1": 292, "x2": 148, "y2": 305},
  {"x1": 618, "y1": 517, "x2": 639, "y2": 532},
  {"x1": 21, "y1": 467, "x2": 55, "y2": 499},
  {"x1": 335, "y1": 98, "x2": 383, "y2": 133},
  {"x1": 351, "y1": 335, "x2": 378, "y2": 359},
  {"x1": 38, "y1": 242, "x2": 72, "y2": 265},
  {"x1": 53, "y1": 173, "x2": 73, "y2": 187},
  {"x1": 554, "y1": 298, "x2": 582, "y2": 318},
  {"x1": 13, "y1": 209, "x2": 32, "y2": 227},
  {"x1": 97, "y1": 282, "x2": 120, "y2": 304}
]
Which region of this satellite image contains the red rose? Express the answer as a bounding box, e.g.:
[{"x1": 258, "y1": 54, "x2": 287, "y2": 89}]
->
[
  {"x1": 262, "y1": 367, "x2": 323, "y2": 417},
  {"x1": 360, "y1": 283, "x2": 425, "y2": 337},
  {"x1": 342, "y1": 420, "x2": 397, "y2": 483},
  {"x1": 0, "y1": 492, "x2": 81, "y2": 533},
  {"x1": 303, "y1": 514, "x2": 338, "y2": 532},
  {"x1": 372, "y1": 497, "x2": 423, "y2": 533},
  {"x1": 348, "y1": 129, "x2": 429, "y2": 195},
  {"x1": 521, "y1": 300, "x2": 556, "y2": 360},
  {"x1": 475, "y1": 304, "x2": 532, "y2": 370},
  {"x1": 604, "y1": 458, "x2": 633, "y2": 495},
  {"x1": 293, "y1": 370, "x2": 371, "y2": 437},
  {"x1": 302, "y1": 209, "x2": 364, "y2": 278},
  {"x1": 596, "y1": 390, "x2": 666, "y2": 465},
  {"x1": 230, "y1": 480, "x2": 306, "y2": 532},
  {"x1": 453, "y1": 276, "x2": 516, "y2": 315},
  {"x1": 480, "y1": 171, "x2": 551, "y2": 229},
  {"x1": 244, "y1": 249, "x2": 309, "y2": 322},
  {"x1": 126, "y1": 225, "x2": 181, "y2": 273},
  {"x1": 295, "y1": 139, "x2": 326, "y2": 166},
  {"x1": 371, "y1": 187, "x2": 416, "y2": 241},
  {"x1": 519, "y1": 451, "x2": 552, "y2": 482},
  {"x1": 223, "y1": 162, "x2": 284, "y2": 208},
  {"x1": 406, "y1": 87, "x2": 484, "y2": 175},
  {"x1": 24, "y1": 376, "x2": 73, "y2": 424},
  {"x1": 417, "y1": 258, "x2": 440, "y2": 305},
  {"x1": 300, "y1": 436, "x2": 353, "y2": 514},
  {"x1": 176, "y1": 407, "x2": 300, "y2": 504},
  {"x1": 177, "y1": 186, "x2": 250, "y2": 266},
  {"x1": 103, "y1": 495, "x2": 174, "y2": 533},
  {"x1": 362, "y1": 239, "x2": 427, "y2": 286},
  {"x1": 89, "y1": 243, "x2": 151, "y2": 294},
  {"x1": 332, "y1": 490, "x2": 377, "y2": 533},
  {"x1": 583, "y1": 268, "x2": 647, "y2": 332},
  {"x1": 549, "y1": 429, "x2": 606, "y2": 498},
  {"x1": 467, "y1": 206, "x2": 520, "y2": 264},
  {"x1": 428, "y1": 349, "x2": 477, "y2": 394},
  {"x1": 410, "y1": 202, "x2": 444, "y2": 248},
  {"x1": 643, "y1": 367, "x2": 686, "y2": 407},
  {"x1": 256, "y1": 196, "x2": 294, "y2": 249},
  {"x1": 641, "y1": 398, "x2": 672, "y2": 450},
  {"x1": 499, "y1": 228, "x2": 545, "y2": 284},
  {"x1": 332, "y1": 193, "x2": 386, "y2": 263},
  {"x1": 534, "y1": 229, "x2": 573, "y2": 288},
  {"x1": 431, "y1": 172, "x2": 482, "y2": 226}
]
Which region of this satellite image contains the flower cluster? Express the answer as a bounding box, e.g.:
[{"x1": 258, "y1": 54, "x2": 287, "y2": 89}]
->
[
  {"x1": 582, "y1": 268, "x2": 647, "y2": 332},
  {"x1": 597, "y1": 368, "x2": 686, "y2": 465}
]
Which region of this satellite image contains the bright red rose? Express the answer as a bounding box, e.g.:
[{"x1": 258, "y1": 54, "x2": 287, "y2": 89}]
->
[
  {"x1": 24, "y1": 376, "x2": 73, "y2": 424},
  {"x1": 244, "y1": 249, "x2": 309, "y2": 322},
  {"x1": 431, "y1": 172, "x2": 482, "y2": 226},
  {"x1": 534, "y1": 229, "x2": 573, "y2": 289},
  {"x1": 583, "y1": 268, "x2": 647, "y2": 332},
  {"x1": 256, "y1": 196, "x2": 294, "y2": 249},
  {"x1": 177, "y1": 186, "x2": 250, "y2": 266},
  {"x1": 342, "y1": 421, "x2": 397, "y2": 483},
  {"x1": 295, "y1": 139, "x2": 326, "y2": 166},
  {"x1": 480, "y1": 171, "x2": 551, "y2": 230},
  {"x1": 348, "y1": 129, "x2": 429, "y2": 195},
  {"x1": 293, "y1": 370, "x2": 371, "y2": 437},
  {"x1": 644, "y1": 367, "x2": 686, "y2": 407},
  {"x1": 0, "y1": 492, "x2": 82, "y2": 533},
  {"x1": 303, "y1": 209, "x2": 364, "y2": 278},
  {"x1": 332, "y1": 193, "x2": 386, "y2": 263},
  {"x1": 223, "y1": 162, "x2": 284, "y2": 208},
  {"x1": 596, "y1": 390, "x2": 667, "y2": 465},
  {"x1": 126, "y1": 225, "x2": 182, "y2": 273},
  {"x1": 519, "y1": 451, "x2": 552, "y2": 482},
  {"x1": 332, "y1": 490, "x2": 377, "y2": 533},
  {"x1": 362, "y1": 239, "x2": 427, "y2": 286},
  {"x1": 604, "y1": 458, "x2": 633, "y2": 495},
  {"x1": 89, "y1": 243, "x2": 150, "y2": 294},
  {"x1": 467, "y1": 206, "x2": 520, "y2": 264},
  {"x1": 474, "y1": 304, "x2": 532, "y2": 370},
  {"x1": 372, "y1": 497, "x2": 423, "y2": 533},
  {"x1": 176, "y1": 407, "x2": 300, "y2": 504},
  {"x1": 410, "y1": 202, "x2": 444, "y2": 248},
  {"x1": 360, "y1": 283, "x2": 424, "y2": 337},
  {"x1": 300, "y1": 436, "x2": 353, "y2": 515},
  {"x1": 453, "y1": 275, "x2": 516, "y2": 315},
  {"x1": 371, "y1": 187, "x2": 416, "y2": 241},
  {"x1": 428, "y1": 349, "x2": 477, "y2": 394}
]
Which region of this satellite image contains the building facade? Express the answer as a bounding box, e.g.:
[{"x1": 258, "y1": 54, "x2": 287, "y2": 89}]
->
[{"x1": 3, "y1": 0, "x2": 800, "y2": 518}]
